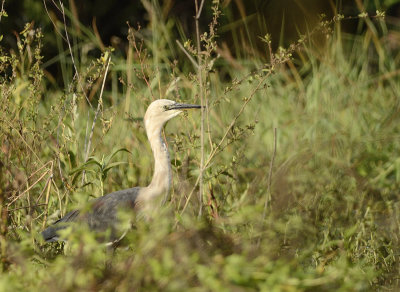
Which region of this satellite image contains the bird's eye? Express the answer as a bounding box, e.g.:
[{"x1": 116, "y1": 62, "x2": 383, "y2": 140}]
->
[{"x1": 163, "y1": 105, "x2": 169, "y2": 111}]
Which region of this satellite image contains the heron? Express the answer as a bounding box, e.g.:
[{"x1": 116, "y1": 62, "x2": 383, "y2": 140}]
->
[{"x1": 41, "y1": 99, "x2": 201, "y2": 243}]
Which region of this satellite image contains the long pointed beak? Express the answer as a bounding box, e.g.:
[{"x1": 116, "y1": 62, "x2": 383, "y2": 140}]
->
[{"x1": 168, "y1": 103, "x2": 202, "y2": 110}]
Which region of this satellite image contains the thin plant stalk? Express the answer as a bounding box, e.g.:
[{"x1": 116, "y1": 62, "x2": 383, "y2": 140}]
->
[
  {"x1": 82, "y1": 56, "x2": 111, "y2": 183},
  {"x1": 180, "y1": 73, "x2": 271, "y2": 216},
  {"x1": 195, "y1": 0, "x2": 205, "y2": 217},
  {"x1": 263, "y1": 127, "x2": 277, "y2": 217}
]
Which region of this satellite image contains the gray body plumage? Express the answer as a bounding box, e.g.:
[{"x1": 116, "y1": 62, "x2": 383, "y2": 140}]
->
[
  {"x1": 41, "y1": 99, "x2": 200, "y2": 243},
  {"x1": 41, "y1": 187, "x2": 140, "y2": 242}
]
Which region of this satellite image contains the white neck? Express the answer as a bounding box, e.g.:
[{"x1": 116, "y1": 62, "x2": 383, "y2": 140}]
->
[{"x1": 142, "y1": 122, "x2": 171, "y2": 202}]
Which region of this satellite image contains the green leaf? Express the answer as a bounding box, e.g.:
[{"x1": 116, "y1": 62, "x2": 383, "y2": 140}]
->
[
  {"x1": 103, "y1": 161, "x2": 128, "y2": 173},
  {"x1": 105, "y1": 148, "x2": 131, "y2": 165},
  {"x1": 69, "y1": 159, "x2": 101, "y2": 175}
]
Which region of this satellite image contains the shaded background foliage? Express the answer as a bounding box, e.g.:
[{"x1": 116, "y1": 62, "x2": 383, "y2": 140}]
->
[{"x1": 2, "y1": 0, "x2": 400, "y2": 85}]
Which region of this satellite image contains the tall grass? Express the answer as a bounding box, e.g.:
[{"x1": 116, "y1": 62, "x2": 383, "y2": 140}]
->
[{"x1": 0, "y1": 1, "x2": 399, "y2": 291}]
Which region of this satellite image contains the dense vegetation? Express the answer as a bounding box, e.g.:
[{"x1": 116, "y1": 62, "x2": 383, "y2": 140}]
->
[{"x1": 1, "y1": 0, "x2": 399, "y2": 290}]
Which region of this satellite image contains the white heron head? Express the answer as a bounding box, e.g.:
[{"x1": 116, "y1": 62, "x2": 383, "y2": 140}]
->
[{"x1": 144, "y1": 99, "x2": 201, "y2": 130}]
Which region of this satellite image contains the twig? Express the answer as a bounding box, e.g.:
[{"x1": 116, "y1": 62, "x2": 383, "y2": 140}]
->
[
  {"x1": 42, "y1": 0, "x2": 67, "y2": 42},
  {"x1": 206, "y1": 101, "x2": 213, "y2": 152},
  {"x1": 127, "y1": 24, "x2": 154, "y2": 100},
  {"x1": 0, "y1": 118, "x2": 44, "y2": 166},
  {"x1": 58, "y1": 0, "x2": 92, "y2": 108},
  {"x1": 0, "y1": 0, "x2": 6, "y2": 23},
  {"x1": 82, "y1": 56, "x2": 111, "y2": 182},
  {"x1": 49, "y1": 0, "x2": 62, "y2": 12},
  {"x1": 175, "y1": 40, "x2": 199, "y2": 69},
  {"x1": 125, "y1": 40, "x2": 133, "y2": 112},
  {"x1": 54, "y1": 93, "x2": 73, "y2": 199},
  {"x1": 195, "y1": 0, "x2": 205, "y2": 217},
  {"x1": 196, "y1": 0, "x2": 205, "y2": 19},
  {"x1": 42, "y1": 162, "x2": 54, "y2": 228},
  {"x1": 51, "y1": 178, "x2": 63, "y2": 215},
  {"x1": 35, "y1": 173, "x2": 52, "y2": 203},
  {"x1": 26, "y1": 161, "x2": 53, "y2": 181},
  {"x1": 81, "y1": 111, "x2": 90, "y2": 184},
  {"x1": 7, "y1": 163, "x2": 52, "y2": 207}
]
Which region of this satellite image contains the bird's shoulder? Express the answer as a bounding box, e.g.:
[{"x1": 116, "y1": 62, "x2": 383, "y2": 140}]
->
[
  {"x1": 78, "y1": 187, "x2": 142, "y2": 231},
  {"x1": 91, "y1": 186, "x2": 141, "y2": 210}
]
